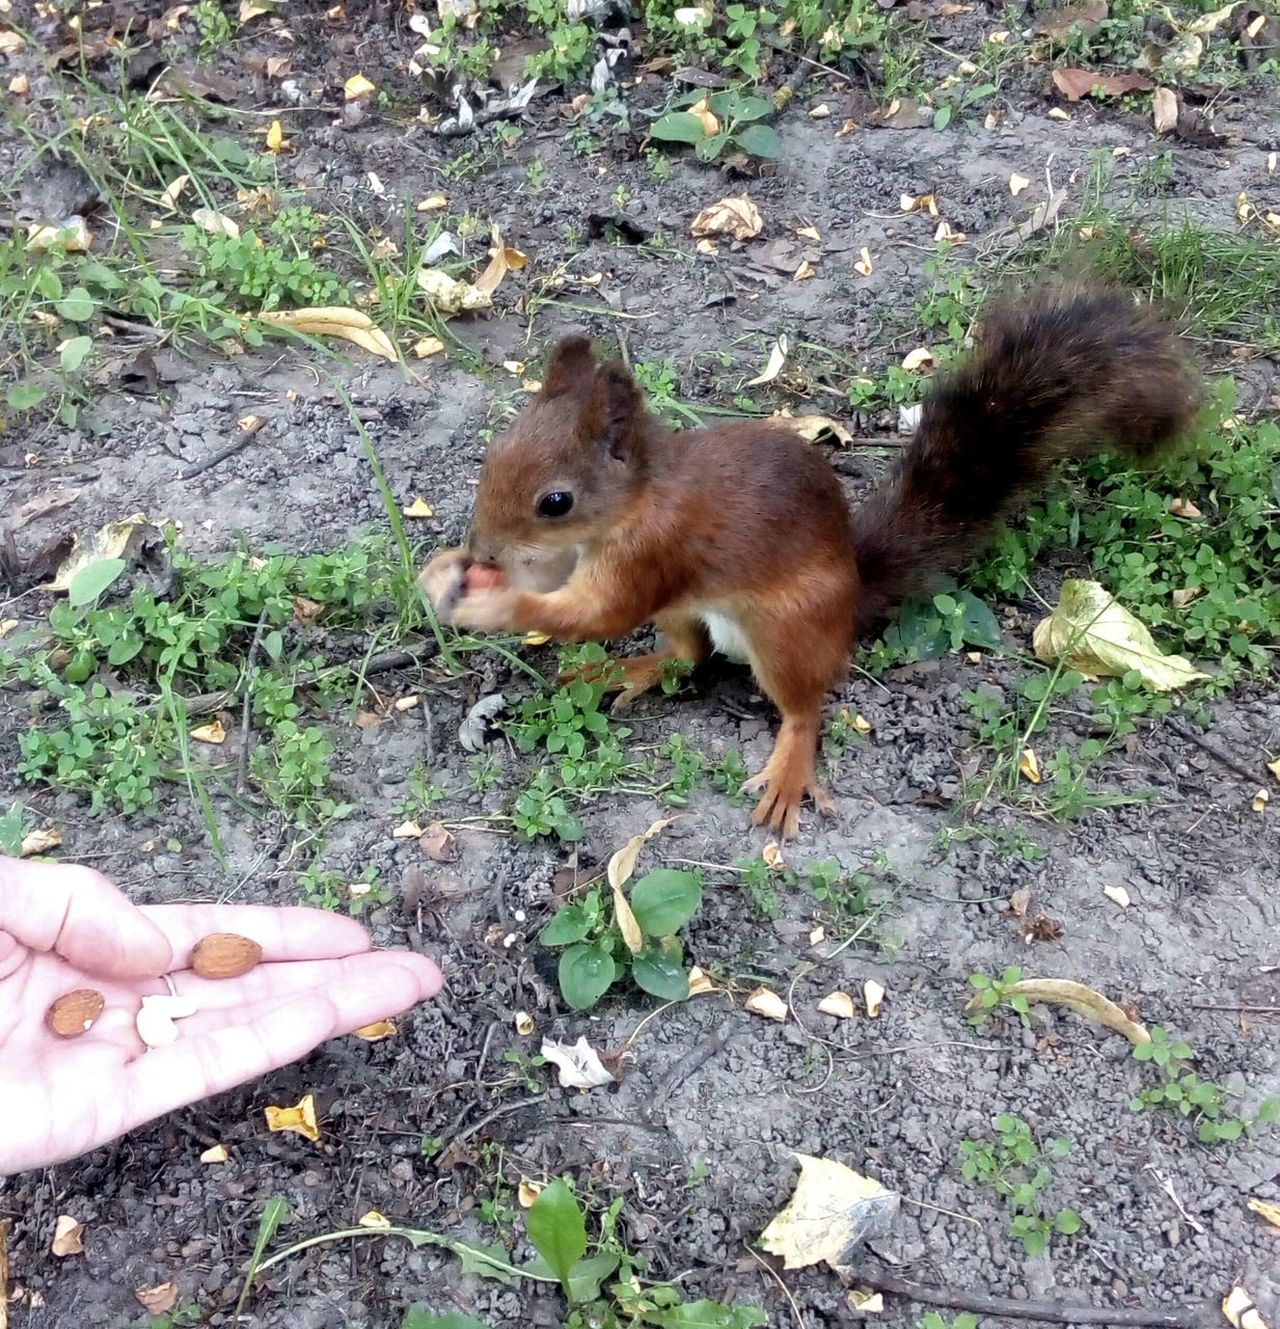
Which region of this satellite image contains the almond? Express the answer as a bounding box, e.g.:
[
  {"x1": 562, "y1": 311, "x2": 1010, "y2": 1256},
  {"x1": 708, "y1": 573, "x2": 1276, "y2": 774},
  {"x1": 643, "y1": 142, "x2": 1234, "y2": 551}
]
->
[
  {"x1": 464, "y1": 563, "x2": 505, "y2": 591},
  {"x1": 191, "y1": 932, "x2": 263, "y2": 980},
  {"x1": 46, "y1": 989, "x2": 105, "y2": 1038}
]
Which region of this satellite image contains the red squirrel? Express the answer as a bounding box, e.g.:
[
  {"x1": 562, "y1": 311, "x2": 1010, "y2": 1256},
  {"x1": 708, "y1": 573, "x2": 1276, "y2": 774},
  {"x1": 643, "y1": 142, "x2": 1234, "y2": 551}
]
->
[{"x1": 419, "y1": 287, "x2": 1200, "y2": 839}]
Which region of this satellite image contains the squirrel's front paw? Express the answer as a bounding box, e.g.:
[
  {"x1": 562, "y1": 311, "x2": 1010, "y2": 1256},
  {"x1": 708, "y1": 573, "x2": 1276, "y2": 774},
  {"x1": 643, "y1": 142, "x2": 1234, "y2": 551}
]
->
[
  {"x1": 448, "y1": 586, "x2": 520, "y2": 634},
  {"x1": 417, "y1": 548, "x2": 469, "y2": 618}
]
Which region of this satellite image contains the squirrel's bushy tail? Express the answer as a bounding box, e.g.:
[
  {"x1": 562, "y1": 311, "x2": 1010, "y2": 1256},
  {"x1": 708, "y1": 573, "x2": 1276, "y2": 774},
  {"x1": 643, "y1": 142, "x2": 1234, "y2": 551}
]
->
[{"x1": 851, "y1": 286, "x2": 1202, "y2": 639}]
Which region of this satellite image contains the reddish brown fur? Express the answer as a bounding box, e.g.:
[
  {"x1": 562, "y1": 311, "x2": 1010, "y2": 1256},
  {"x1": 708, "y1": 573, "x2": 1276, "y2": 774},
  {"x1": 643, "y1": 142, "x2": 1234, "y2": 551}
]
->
[{"x1": 419, "y1": 287, "x2": 1201, "y2": 839}]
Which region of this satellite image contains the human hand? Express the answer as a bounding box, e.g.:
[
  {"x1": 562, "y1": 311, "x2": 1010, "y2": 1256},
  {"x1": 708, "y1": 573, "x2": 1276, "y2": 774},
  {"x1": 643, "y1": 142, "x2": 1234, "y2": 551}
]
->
[{"x1": 0, "y1": 856, "x2": 442, "y2": 1175}]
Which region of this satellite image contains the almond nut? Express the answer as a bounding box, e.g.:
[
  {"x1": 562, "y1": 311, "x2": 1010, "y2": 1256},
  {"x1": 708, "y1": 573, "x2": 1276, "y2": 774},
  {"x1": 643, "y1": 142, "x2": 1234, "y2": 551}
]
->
[
  {"x1": 191, "y1": 932, "x2": 263, "y2": 980},
  {"x1": 46, "y1": 989, "x2": 106, "y2": 1038}
]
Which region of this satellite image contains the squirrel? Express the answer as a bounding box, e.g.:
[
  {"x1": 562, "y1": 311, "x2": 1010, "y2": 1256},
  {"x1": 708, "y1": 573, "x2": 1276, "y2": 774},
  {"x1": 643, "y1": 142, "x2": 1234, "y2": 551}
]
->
[{"x1": 419, "y1": 287, "x2": 1201, "y2": 839}]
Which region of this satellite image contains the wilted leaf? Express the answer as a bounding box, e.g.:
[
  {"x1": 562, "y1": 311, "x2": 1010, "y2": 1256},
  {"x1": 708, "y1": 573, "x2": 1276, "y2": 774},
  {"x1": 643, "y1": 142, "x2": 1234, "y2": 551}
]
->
[
  {"x1": 1248, "y1": 1198, "x2": 1280, "y2": 1231},
  {"x1": 134, "y1": 1283, "x2": 178, "y2": 1315},
  {"x1": 1052, "y1": 68, "x2": 1153, "y2": 101},
  {"x1": 51, "y1": 1216, "x2": 85, "y2": 1258},
  {"x1": 265, "y1": 119, "x2": 287, "y2": 153},
  {"x1": 1103, "y1": 884, "x2": 1131, "y2": 908},
  {"x1": 200, "y1": 1143, "x2": 229, "y2": 1163},
  {"x1": 42, "y1": 512, "x2": 159, "y2": 595},
  {"x1": 416, "y1": 267, "x2": 493, "y2": 316},
  {"x1": 420, "y1": 821, "x2": 457, "y2": 862},
  {"x1": 759, "y1": 1155, "x2": 901, "y2": 1269},
  {"x1": 1223, "y1": 1288, "x2": 1270, "y2": 1329},
  {"x1": 190, "y1": 720, "x2": 227, "y2": 744},
  {"x1": 607, "y1": 817, "x2": 681, "y2": 893},
  {"x1": 258, "y1": 307, "x2": 397, "y2": 361},
  {"x1": 474, "y1": 227, "x2": 527, "y2": 296},
  {"x1": 1018, "y1": 747, "x2": 1041, "y2": 783},
  {"x1": 965, "y1": 977, "x2": 1150, "y2": 1045},
  {"x1": 745, "y1": 986, "x2": 788, "y2": 1022},
  {"x1": 344, "y1": 73, "x2": 376, "y2": 100},
  {"x1": 541, "y1": 1035, "x2": 615, "y2": 1088},
  {"x1": 159, "y1": 174, "x2": 190, "y2": 210},
  {"x1": 191, "y1": 207, "x2": 240, "y2": 238},
  {"x1": 264, "y1": 1093, "x2": 320, "y2": 1142},
  {"x1": 1033, "y1": 580, "x2": 1210, "y2": 690},
  {"x1": 690, "y1": 196, "x2": 763, "y2": 241},
  {"x1": 1009, "y1": 172, "x2": 1031, "y2": 195},
  {"x1": 863, "y1": 979, "x2": 885, "y2": 1018},
  {"x1": 746, "y1": 336, "x2": 788, "y2": 387},
  {"x1": 403, "y1": 497, "x2": 435, "y2": 518},
  {"x1": 20, "y1": 826, "x2": 62, "y2": 857},
  {"x1": 413, "y1": 336, "x2": 446, "y2": 358}
]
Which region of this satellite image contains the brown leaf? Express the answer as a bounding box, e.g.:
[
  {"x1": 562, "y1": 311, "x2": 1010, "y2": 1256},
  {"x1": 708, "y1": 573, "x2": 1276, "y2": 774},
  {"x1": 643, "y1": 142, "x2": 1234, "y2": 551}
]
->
[
  {"x1": 1052, "y1": 68, "x2": 1153, "y2": 101},
  {"x1": 420, "y1": 822, "x2": 457, "y2": 862},
  {"x1": 292, "y1": 595, "x2": 325, "y2": 624},
  {"x1": 51, "y1": 1216, "x2": 85, "y2": 1258},
  {"x1": 1033, "y1": 0, "x2": 1107, "y2": 37},
  {"x1": 1026, "y1": 913, "x2": 1065, "y2": 942},
  {"x1": 9, "y1": 489, "x2": 81, "y2": 529},
  {"x1": 1007, "y1": 886, "x2": 1031, "y2": 918},
  {"x1": 264, "y1": 1093, "x2": 320, "y2": 1142},
  {"x1": 690, "y1": 196, "x2": 763, "y2": 241},
  {"x1": 134, "y1": 1283, "x2": 178, "y2": 1316},
  {"x1": 20, "y1": 827, "x2": 62, "y2": 857}
]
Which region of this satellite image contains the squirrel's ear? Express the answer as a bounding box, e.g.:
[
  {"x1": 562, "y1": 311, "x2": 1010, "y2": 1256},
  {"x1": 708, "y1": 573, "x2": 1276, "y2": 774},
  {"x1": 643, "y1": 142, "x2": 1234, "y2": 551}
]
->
[
  {"x1": 588, "y1": 361, "x2": 645, "y2": 463},
  {"x1": 542, "y1": 336, "x2": 597, "y2": 398}
]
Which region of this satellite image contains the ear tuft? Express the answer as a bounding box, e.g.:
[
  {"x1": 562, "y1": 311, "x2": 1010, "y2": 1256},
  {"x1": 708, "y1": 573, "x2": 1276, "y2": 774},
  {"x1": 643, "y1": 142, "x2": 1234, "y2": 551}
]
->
[
  {"x1": 590, "y1": 360, "x2": 644, "y2": 462},
  {"x1": 542, "y1": 336, "x2": 597, "y2": 398}
]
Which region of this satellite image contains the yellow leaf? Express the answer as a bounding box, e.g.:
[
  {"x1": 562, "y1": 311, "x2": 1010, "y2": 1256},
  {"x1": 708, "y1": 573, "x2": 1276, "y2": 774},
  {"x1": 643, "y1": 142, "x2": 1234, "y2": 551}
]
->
[
  {"x1": 237, "y1": 414, "x2": 264, "y2": 434},
  {"x1": 793, "y1": 259, "x2": 816, "y2": 281},
  {"x1": 518, "y1": 1180, "x2": 542, "y2": 1208},
  {"x1": 784, "y1": 414, "x2": 853, "y2": 447},
  {"x1": 353, "y1": 1020, "x2": 397, "y2": 1041},
  {"x1": 1267, "y1": 756, "x2": 1280, "y2": 783},
  {"x1": 265, "y1": 119, "x2": 286, "y2": 153},
  {"x1": 1008, "y1": 172, "x2": 1030, "y2": 195},
  {"x1": 762, "y1": 840, "x2": 785, "y2": 871},
  {"x1": 413, "y1": 336, "x2": 446, "y2": 358},
  {"x1": 200, "y1": 1143, "x2": 229, "y2": 1163},
  {"x1": 688, "y1": 965, "x2": 714, "y2": 996},
  {"x1": 402, "y1": 497, "x2": 435, "y2": 518},
  {"x1": 1254, "y1": 788, "x2": 1270, "y2": 814},
  {"x1": 612, "y1": 882, "x2": 644, "y2": 955},
  {"x1": 854, "y1": 246, "x2": 874, "y2": 276},
  {"x1": 965, "y1": 978, "x2": 1150, "y2": 1046},
  {"x1": 264, "y1": 1093, "x2": 320, "y2": 1142},
  {"x1": 159, "y1": 174, "x2": 190, "y2": 210},
  {"x1": 759, "y1": 1155, "x2": 900, "y2": 1269},
  {"x1": 818, "y1": 991, "x2": 855, "y2": 1019},
  {"x1": 863, "y1": 979, "x2": 885, "y2": 1017},
  {"x1": 523, "y1": 630, "x2": 552, "y2": 645},
  {"x1": 416, "y1": 267, "x2": 493, "y2": 316},
  {"x1": 417, "y1": 194, "x2": 448, "y2": 212},
  {"x1": 1248, "y1": 1197, "x2": 1280, "y2": 1230},
  {"x1": 358, "y1": 1210, "x2": 391, "y2": 1228},
  {"x1": 1223, "y1": 1287, "x2": 1270, "y2": 1329},
  {"x1": 258, "y1": 306, "x2": 397, "y2": 361},
  {"x1": 745, "y1": 986, "x2": 788, "y2": 1023},
  {"x1": 344, "y1": 73, "x2": 376, "y2": 100},
  {"x1": 690, "y1": 196, "x2": 762, "y2": 241},
  {"x1": 393, "y1": 820, "x2": 425, "y2": 838},
  {"x1": 796, "y1": 224, "x2": 821, "y2": 241},
  {"x1": 190, "y1": 720, "x2": 227, "y2": 744},
  {"x1": 1018, "y1": 747, "x2": 1041, "y2": 783},
  {"x1": 1033, "y1": 579, "x2": 1210, "y2": 691}
]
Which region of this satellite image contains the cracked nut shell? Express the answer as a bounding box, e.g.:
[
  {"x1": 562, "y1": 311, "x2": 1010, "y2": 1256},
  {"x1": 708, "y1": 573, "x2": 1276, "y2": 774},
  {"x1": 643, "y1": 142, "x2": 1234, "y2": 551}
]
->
[
  {"x1": 46, "y1": 989, "x2": 106, "y2": 1038},
  {"x1": 191, "y1": 932, "x2": 263, "y2": 980}
]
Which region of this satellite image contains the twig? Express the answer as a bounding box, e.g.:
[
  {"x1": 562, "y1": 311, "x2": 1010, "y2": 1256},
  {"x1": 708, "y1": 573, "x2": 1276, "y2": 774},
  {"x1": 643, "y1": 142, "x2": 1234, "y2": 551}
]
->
[
  {"x1": 237, "y1": 610, "x2": 269, "y2": 795},
  {"x1": 745, "y1": 1242, "x2": 807, "y2": 1329},
  {"x1": 178, "y1": 432, "x2": 257, "y2": 481},
  {"x1": 1165, "y1": 715, "x2": 1261, "y2": 784},
  {"x1": 1190, "y1": 1001, "x2": 1280, "y2": 1015},
  {"x1": 436, "y1": 1093, "x2": 546, "y2": 1157},
  {"x1": 839, "y1": 1265, "x2": 1208, "y2": 1327}
]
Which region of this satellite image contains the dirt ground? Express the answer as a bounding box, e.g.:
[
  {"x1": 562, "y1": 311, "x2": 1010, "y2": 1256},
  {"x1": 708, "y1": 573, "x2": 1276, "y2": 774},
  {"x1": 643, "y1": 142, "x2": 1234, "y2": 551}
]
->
[{"x1": 2, "y1": 2, "x2": 1279, "y2": 1327}]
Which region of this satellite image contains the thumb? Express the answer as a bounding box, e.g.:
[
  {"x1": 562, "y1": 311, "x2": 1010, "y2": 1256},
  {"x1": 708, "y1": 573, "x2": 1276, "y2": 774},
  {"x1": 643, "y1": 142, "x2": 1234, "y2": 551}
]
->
[{"x1": 0, "y1": 856, "x2": 172, "y2": 980}]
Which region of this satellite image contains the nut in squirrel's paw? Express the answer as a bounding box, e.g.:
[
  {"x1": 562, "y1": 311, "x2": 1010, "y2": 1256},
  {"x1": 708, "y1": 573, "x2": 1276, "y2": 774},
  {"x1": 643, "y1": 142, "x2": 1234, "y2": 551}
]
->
[{"x1": 464, "y1": 563, "x2": 505, "y2": 591}]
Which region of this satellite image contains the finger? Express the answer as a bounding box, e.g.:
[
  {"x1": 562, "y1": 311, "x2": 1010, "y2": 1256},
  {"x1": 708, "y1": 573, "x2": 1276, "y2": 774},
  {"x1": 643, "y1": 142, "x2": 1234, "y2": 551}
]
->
[
  {"x1": 164, "y1": 950, "x2": 444, "y2": 1020},
  {"x1": 138, "y1": 903, "x2": 374, "y2": 968},
  {"x1": 0, "y1": 856, "x2": 172, "y2": 980},
  {"x1": 120, "y1": 954, "x2": 440, "y2": 1126}
]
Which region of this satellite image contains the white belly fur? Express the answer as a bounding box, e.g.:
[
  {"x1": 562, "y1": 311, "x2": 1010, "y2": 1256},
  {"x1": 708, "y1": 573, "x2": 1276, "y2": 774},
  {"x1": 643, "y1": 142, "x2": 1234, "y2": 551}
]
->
[{"x1": 699, "y1": 609, "x2": 751, "y2": 664}]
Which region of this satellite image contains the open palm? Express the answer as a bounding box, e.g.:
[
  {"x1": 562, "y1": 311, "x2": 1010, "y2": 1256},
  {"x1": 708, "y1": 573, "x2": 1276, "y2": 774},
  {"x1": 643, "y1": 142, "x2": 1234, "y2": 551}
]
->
[{"x1": 0, "y1": 857, "x2": 442, "y2": 1175}]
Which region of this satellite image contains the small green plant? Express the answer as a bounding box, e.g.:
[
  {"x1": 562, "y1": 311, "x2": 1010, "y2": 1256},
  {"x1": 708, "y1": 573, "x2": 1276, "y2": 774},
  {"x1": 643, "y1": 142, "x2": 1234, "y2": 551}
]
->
[
  {"x1": 511, "y1": 769, "x2": 585, "y2": 843},
  {"x1": 966, "y1": 967, "x2": 1031, "y2": 1028},
  {"x1": 919, "y1": 1316, "x2": 979, "y2": 1329},
  {"x1": 191, "y1": 0, "x2": 234, "y2": 56},
  {"x1": 861, "y1": 587, "x2": 1001, "y2": 673},
  {"x1": 1130, "y1": 1026, "x2": 1280, "y2": 1144},
  {"x1": 959, "y1": 1115, "x2": 1080, "y2": 1257},
  {"x1": 539, "y1": 869, "x2": 703, "y2": 1010},
  {"x1": 650, "y1": 90, "x2": 780, "y2": 163},
  {"x1": 0, "y1": 801, "x2": 32, "y2": 856}
]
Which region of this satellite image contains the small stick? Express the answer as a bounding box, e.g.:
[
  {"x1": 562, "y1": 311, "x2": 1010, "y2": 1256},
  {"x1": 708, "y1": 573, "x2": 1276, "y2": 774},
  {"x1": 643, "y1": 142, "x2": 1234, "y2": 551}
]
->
[
  {"x1": 1165, "y1": 715, "x2": 1261, "y2": 784},
  {"x1": 840, "y1": 1265, "x2": 1208, "y2": 1327},
  {"x1": 178, "y1": 433, "x2": 257, "y2": 481},
  {"x1": 237, "y1": 610, "x2": 269, "y2": 794},
  {"x1": 1190, "y1": 1001, "x2": 1280, "y2": 1015}
]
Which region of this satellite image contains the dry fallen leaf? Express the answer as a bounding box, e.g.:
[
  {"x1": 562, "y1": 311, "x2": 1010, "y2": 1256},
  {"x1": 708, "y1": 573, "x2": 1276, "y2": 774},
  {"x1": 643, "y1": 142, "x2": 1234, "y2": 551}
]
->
[
  {"x1": 1009, "y1": 172, "x2": 1031, "y2": 196},
  {"x1": 848, "y1": 1289, "x2": 885, "y2": 1313},
  {"x1": 762, "y1": 840, "x2": 785, "y2": 871},
  {"x1": 1008, "y1": 887, "x2": 1031, "y2": 918},
  {"x1": 687, "y1": 965, "x2": 714, "y2": 996},
  {"x1": 514, "y1": 1010, "x2": 535, "y2": 1036},
  {"x1": 793, "y1": 259, "x2": 816, "y2": 282},
  {"x1": 358, "y1": 1210, "x2": 391, "y2": 1228},
  {"x1": 344, "y1": 73, "x2": 376, "y2": 100},
  {"x1": 413, "y1": 336, "x2": 446, "y2": 358},
  {"x1": 901, "y1": 347, "x2": 934, "y2": 371},
  {"x1": 1103, "y1": 884, "x2": 1132, "y2": 909},
  {"x1": 1248, "y1": 1197, "x2": 1280, "y2": 1231},
  {"x1": 417, "y1": 193, "x2": 448, "y2": 212},
  {"x1": 26, "y1": 216, "x2": 93, "y2": 252},
  {"x1": 51, "y1": 1217, "x2": 85, "y2": 1258},
  {"x1": 784, "y1": 414, "x2": 854, "y2": 446},
  {"x1": 258, "y1": 307, "x2": 397, "y2": 362},
  {"x1": 1052, "y1": 68, "x2": 1154, "y2": 101},
  {"x1": 474, "y1": 227, "x2": 528, "y2": 296},
  {"x1": 265, "y1": 1093, "x2": 320, "y2": 1142},
  {"x1": 864, "y1": 979, "x2": 886, "y2": 1017},
  {"x1": 265, "y1": 119, "x2": 287, "y2": 153},
  {"x1": 796, "y1": 224, "x2": 822, "y2": 242},
  {"x1": 518, "y1": 1180, "x2": 542, "y2": 1208},
  {"x1": 759, "y1": 1155, "x2": 901, "y2": 1269},
  {"x1": 416, "y1": 267, "x2": 493, "y2": 316},
  {"x1": 690, "y1": 196, "x2": 763, "y2": 241},
  {"x1": 1268, "y1": 757, "x2": 1280, "y2": 784},
  {"x1": 403, "y1": 497, "x2": 435, "y2": 518},
  {"x1": 966, "y1": 977, "x2": 1150, "y2": 1045},
  {"x1": 1153, "y1": 86, "x2": 1179, "y2": 134},
  {"x1": 190, "y1": 720, "x2": 227, "y2": 744},
  {"x1": 159, "y1": 174, "x2": 189, "y2": 210},
  {"x1": 854, "y1": 246, "x2": 874, "y2": 276},
  {"x1": 541, "y1": 1035, "x2": 615, "y2": 1088},
  {"x1": 1168, "y1": 496, "x2": 1202, "y2": 519},
  {"x1": 1018, "y1": 747, "x2": 1042, "y2": 783},
  {"x1": 818, "y1": 991, "x2": 855, "y2": 1019},
  {"x1": 200, "y1": 1143, "x2": 229, "y2": 1163},
  {"x1": 353, "y1": 1020, "x2": 397, "y2": 1041},
  {"x1": 1253, "y1": 788, "x2": 1270, "y2": 814},
  {"x1": 191, "y1": 207, "x2": 239, "y2": 238},
  {"x1": 420, "y1": 821, "x2": 457, "y2": 863},
  {"x1": 134, "y1": 1283, "x2": 178, "y2": 1316},
  {"x1": 20, "y1": 826, "x2": 62, "y2": 857},
  {"x1": 1223, "y1": 1288, "x2": 1270, "y2": 1329},
  {"x1": 747, "y1": 336, "x2": 789, "y2": 387},
  {"x1": 745, "y1": 986, "x2": 789, "y2": 1022},
  {"x1": 393, "y1": 820, "x2": 425, "y2": 839}
]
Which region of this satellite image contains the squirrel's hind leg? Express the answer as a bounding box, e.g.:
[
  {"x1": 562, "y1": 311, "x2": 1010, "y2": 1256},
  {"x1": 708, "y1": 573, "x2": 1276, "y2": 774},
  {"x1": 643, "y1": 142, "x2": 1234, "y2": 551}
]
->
[
  {"x1": 742, "y1": 711, "x2": 836, "y2": 840},
  {"x1": 557, "y1": 612, "x2": 709, "y2": 713}
]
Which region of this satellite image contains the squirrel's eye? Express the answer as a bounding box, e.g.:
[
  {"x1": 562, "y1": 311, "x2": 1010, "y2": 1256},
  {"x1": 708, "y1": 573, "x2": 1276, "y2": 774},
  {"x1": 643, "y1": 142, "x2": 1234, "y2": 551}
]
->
[{"x1": 537, "y1": 491, "x2": 575, "y2": 518}]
